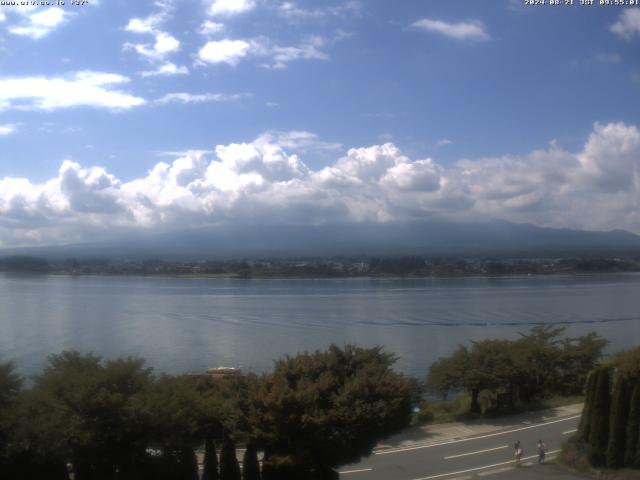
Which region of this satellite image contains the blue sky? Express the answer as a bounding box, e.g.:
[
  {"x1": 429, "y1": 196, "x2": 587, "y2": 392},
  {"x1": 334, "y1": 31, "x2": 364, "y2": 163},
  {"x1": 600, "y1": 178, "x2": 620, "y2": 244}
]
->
[{"x1": 0, "y1": 0, "x2": 639, "y2": 247}]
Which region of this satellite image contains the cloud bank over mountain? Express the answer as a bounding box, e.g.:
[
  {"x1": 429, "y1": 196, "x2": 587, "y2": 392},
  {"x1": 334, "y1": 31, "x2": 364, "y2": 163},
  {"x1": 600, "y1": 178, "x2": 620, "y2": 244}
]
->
[{"x1": 0, "y1": 122, "x2": 639, "y2": 248}]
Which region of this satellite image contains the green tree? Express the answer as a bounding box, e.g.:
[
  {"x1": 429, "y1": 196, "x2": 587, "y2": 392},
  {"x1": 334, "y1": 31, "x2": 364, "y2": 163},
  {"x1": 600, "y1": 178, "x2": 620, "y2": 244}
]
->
[
  {"x1": 202, "y1": 436, "x2": 219, "y2": 480},
  {"x1": 514, "y1": 325, "x2": 564, "y2": 400},
  {"x1": 558, "y1": 332, "x2": 607, "y2": 395},
  {"x1": 625, "y1": 384, "x2": 640, "y2": 468},
  {"x1": 577, "y1": 369, "x2": 597, "y2": 442},
  {"x1": 25, "y1": 351, "x2": 153, "y2": 479},
  {"x1": 140, "y1": 375, "x2": 203, "y2": 479},
  {"x1": 220, "y1": 436, "x2": 241, "y2": 480},
  {"x1": 426, "y1": 352, "x2": 463, "y2": 401},
  {"x1": 255, "y1": 345, "x2": 413, "y2": 478},
  {"x1": 242, "y1": 443, "x2": 260, "y2": 480},
  {"x1": 587, "y1": 367, "x2": 611, "y2": 467},
  {"x1": 606, "y1": 375, "x2": 630, "y2": 468}
]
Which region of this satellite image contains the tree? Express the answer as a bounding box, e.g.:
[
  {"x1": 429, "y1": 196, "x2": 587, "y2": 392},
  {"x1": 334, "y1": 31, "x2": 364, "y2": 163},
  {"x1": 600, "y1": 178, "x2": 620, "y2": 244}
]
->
[
  {"x1": 606, "y1": 375, "x2": 630, "y2": 468},
  {"x1": 23, "y1": 352, "x2": 154, "y2": 479},
  {"x1": 558, "y1": 332, "x2": 608, "y2": 395},
  {"x1": 426, "y1": 351, "x2": 464, "y2": 401},
  {"x1": 587, "y1": 367, "x2": 611, "y2": 467},
  {"x1": 202, "y1": 436, "x2": 219, "y2": 480},
  {"x1": 624, "y1": 384, "x2": 640, "y2": 468},
  {"x1": 219, "y1": 436, "x2": 241, "y2": 480},
  {"x1": 254, "y1": 345, "x2": 413, "y2": 477},
  {"x1": 242, "y1": 443, "x2": 260, "y2": 480},
  {"x1": 577, "y1": 369, "x2": 597, "y2": 442},
  {"x1": 514, "y1": 325, "x2": 565, "y2": 400},
  {"x1": 141, "y1": 375, "x2": 203, "y2": 479}
]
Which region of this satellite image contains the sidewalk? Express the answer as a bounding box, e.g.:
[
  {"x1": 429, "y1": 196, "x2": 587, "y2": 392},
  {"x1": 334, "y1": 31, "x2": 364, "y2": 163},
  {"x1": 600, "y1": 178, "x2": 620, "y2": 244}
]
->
[{"x1": 375, "y1": 404, "x2": 583, "y2": 452}]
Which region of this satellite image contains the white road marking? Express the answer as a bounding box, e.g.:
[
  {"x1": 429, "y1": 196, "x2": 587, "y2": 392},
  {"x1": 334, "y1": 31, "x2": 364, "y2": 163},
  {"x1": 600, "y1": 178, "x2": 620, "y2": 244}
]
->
[
  {"x1": 375, "y1": 415, "x2": 580, "y2": 456},
  {"x1": 409, "y1": 450, "x2": 560, "y2": 480},
  {"x1": 477, "y1": 467, "x2": 513, "y2": 477},
  {"x1": 563, "y1": 429, "x2": 577, "y2": 435},
  {"x1": 339, "y1": 468, "x2": 373, "y2": 474},
  {"x1": 444, "y1": 445, "x2": 508, "y2": 460}
]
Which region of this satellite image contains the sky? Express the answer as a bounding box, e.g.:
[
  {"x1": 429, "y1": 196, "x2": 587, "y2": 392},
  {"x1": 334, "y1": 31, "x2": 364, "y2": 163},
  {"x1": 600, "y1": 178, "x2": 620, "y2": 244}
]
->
[{"x1": 0, "y1": 0, "x2": 639, "y2": 247}]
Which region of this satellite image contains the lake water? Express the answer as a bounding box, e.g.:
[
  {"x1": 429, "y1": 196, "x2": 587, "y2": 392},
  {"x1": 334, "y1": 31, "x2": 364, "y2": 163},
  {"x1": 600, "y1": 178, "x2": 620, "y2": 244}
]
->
[{"x1": 1, "y1": 273, "x2": 639, "y2": 379}]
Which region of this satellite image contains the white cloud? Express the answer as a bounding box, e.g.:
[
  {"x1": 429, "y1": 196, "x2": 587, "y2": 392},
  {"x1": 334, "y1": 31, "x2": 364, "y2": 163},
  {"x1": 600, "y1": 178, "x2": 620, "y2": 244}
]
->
[
  {"x1": 208, "y1": 0, "x2": 255, "y2": 16},
  {"x1": 0, "y1": 71, "x2": 146, "y2": 111},
  {"x1": 156, "y1": 92, "x2": 247, "y2": 104},
  {"x1": 3, "y1": 123, "x2": 640, "y2": 246},
  {"x1": 200, "y1": 20, "x2": 225, "y2": 35},
  {"x1": 412, "y1": 18, "x2": 489, "y2": 41},
  {"x1": 611, "y1": 9, "x2": 640, "y2": 40},
  {"x1": 197, "y1": 39, "x2": 251, "y2": 65},
  {"x1": 436, "y1": 139, "x2": 452, "y2": 147},
  {"x1": 124, "y1": 3, "x2": 181, "y2": 63},
  {"x1": 0, "y1": 11, "x2": 6, "y2": 23},
  {"x1": 197, "y1": 37, "x2": 328, "y2": 68},
  {"x1": 276, "y1": 1, "x2": 361, "y2": 20},
  {"x1": 8, "y1": 8, "x2": 68, "y2": 39},
  {"x1": 0, "y1": 123, "x2": 18, "y2": 136},
  {"x1": 266, "y1": 37, "x2": 328, "y2": 69},
  {"x1": 256, "y1": 131, "x2": 341, "y2": 152},
  {"x1": 140, "y1": 62, "x2": 189, "y2": 77},
  {"x1": 125, "y1": 32, "x2": 180, "y2": 61}
]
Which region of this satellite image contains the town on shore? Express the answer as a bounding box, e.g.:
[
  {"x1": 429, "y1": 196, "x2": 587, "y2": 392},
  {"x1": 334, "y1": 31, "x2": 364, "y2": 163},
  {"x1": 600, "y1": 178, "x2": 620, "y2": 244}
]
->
[{"x1": 1, "y1": 254, "x2": 640, "y2": 277}]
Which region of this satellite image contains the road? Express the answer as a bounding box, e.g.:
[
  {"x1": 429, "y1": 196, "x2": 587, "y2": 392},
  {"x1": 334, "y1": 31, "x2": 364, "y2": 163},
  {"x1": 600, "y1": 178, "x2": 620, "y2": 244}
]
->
[{"x1": 339, "y1": 413, "x2": 580, "y2": 480}]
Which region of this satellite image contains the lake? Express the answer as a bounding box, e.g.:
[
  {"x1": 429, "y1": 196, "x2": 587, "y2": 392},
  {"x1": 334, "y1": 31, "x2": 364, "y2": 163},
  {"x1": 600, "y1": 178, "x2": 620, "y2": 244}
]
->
[{"x1": 1, "y1": 273, "x2": 639, "y2": 379}]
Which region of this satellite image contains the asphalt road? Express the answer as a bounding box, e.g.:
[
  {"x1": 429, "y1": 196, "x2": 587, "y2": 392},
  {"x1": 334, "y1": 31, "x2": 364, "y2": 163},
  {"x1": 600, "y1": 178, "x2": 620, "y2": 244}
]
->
[{"x1": 339, "y1": 413, "x2": 580, "y2": 480}]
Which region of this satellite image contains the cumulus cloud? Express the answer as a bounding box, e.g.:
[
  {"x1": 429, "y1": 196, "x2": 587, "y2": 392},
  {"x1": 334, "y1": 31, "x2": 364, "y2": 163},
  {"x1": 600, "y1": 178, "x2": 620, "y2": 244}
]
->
[
  {"x1": 124, "y1": 32, "x2": 180, "y2": 61},
  {"x1": 0, "y1": 123, "x2": 18, "y2": 136},
  {"x1": 200, "y1": 20, "x2": 225, "y2": 35},
  {"x1": 412, "y1": 18, "x2": 489, "y2": 41},
  {"x1": 0, "y1": 71, "x2": 145, "y2": 111},
  {"x1": 208, "y1": 0, "x2": 255, "y2": 16},
  {"x1": 140, "y1": 62, "x2": 189, "y2": 77},
  {"x1": 197, "y1": 37, "x2": 328, "y2": 68},
  {"x1": 124, "y1": 2, "x2": 181, "y2": 64},
  {"x1": 2, "y1": 123, "x2": 640, "y2": 247},
  {"x1": 197, "y1": 39, "x2": 251, "y2": 65},
  {"x1": 610, "y1": 9, "x2": 640, "y2": 40},
  {"x1": 276, "y1": 1, "x2": 361, "y2": 20},
  {"x1": 8, "y1": 7, "x2": 68, "y2": 39}
]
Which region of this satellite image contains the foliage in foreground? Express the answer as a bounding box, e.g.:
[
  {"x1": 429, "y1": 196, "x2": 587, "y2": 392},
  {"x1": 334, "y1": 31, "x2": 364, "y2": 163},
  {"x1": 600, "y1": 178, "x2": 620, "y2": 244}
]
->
[
  {"x1": 577, "y1": 346, "x2": 640, "y2": 470},
  {"x1": 0, "y1": 344, "x2": 414, "y2": 480},
  {"x1": 425, "y1": 326, "x2": 606, "y2": 415}
]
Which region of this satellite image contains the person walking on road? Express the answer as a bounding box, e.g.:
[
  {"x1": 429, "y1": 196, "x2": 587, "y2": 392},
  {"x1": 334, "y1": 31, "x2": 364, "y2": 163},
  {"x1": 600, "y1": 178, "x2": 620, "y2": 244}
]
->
[
  {"x1": 537, "y1": 440, "x2": 547, "y2": 464},
  {"x1": 514, "y1": 440, "x2": 523, "y2": 467}
]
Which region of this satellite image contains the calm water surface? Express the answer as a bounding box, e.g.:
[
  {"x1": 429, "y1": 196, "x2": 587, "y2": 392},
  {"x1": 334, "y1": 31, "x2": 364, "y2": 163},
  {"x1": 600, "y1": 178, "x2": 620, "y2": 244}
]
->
[{"x1": 1, "y1": 273, "x2": 639, "y2": 378}]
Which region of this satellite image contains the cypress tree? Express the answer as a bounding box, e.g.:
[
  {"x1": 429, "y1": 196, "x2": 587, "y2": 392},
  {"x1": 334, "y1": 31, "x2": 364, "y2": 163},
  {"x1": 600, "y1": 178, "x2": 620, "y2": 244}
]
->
[
  {"x1": 242, "y1": 444, "x2": 260, "y2": 480},
  {"x1": 606, "y1": 375, "x2": 630, "y2": 468},
  {"x1": 588, "y1": 367, "x2": 611, "y2": 467},
  {"x1": 578, "y1": 369, "x2": 597, "y2": 442},
  {"x1": 625, "y1": 384, "x2": 640, "y2": 468},
  {"x1": 220, "y1": 437, "x2": 241, "y2": 480},
  {"x1": 178, "y1": 448, "x2": 199, "y2": 480},
  {"x1": 202, "y1": 436, "x2": 219, "y2": 480}
]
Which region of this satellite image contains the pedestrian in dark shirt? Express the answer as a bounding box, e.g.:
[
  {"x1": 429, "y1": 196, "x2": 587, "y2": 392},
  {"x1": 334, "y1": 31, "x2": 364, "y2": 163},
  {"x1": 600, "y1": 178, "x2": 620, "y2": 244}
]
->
[{"x1": 537, "y1": 440, "x2": 547, "y2": 464}]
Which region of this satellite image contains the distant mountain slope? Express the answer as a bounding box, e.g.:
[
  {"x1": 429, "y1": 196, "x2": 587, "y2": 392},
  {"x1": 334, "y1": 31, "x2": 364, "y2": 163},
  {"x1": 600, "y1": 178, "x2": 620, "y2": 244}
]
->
[{"x1": 2, "y1": 220, "x2": 640, "y2": 260}]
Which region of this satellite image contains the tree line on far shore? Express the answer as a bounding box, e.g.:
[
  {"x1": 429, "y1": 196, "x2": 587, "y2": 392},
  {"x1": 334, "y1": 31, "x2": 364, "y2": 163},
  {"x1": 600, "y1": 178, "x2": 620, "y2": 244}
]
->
[{"x1": 0, "y1": 345, "x2": 414, "y2": 480}]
